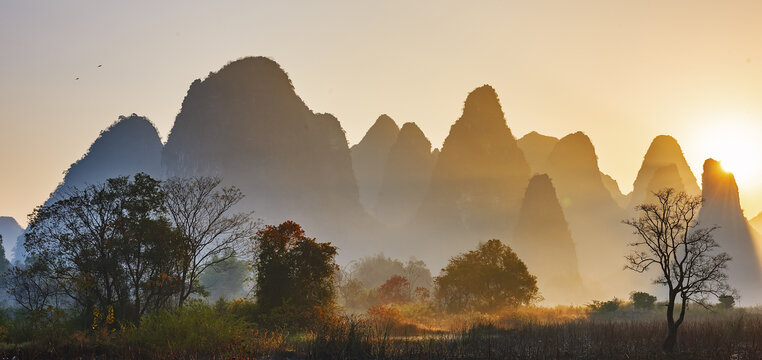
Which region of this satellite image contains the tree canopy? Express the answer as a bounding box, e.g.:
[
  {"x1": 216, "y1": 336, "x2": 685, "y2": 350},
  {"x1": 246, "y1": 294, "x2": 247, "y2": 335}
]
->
[{"x1": 435, "y1": 239, "x2": 538, "y2": 312}]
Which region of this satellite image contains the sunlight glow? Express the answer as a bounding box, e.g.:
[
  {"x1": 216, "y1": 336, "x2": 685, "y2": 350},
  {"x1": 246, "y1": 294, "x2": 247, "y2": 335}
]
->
[{"x1": 692, "y1": 115, "x2": 762, "y2": 189}]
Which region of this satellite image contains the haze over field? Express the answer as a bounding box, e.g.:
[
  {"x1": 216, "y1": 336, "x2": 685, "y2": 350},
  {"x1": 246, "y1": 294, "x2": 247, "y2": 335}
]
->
[
  {"x1": 5, "y1": 3, "x2": 762, "y2": 358},
  {"x1": 3, "y1": 0, "x2": 762, "y2": 307}
]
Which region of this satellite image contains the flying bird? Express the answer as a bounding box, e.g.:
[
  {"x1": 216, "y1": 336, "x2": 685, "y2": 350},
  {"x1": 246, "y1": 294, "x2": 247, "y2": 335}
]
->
[
  {"x1": 75, "y1": 77, "x2": 79, "y2": 80},
  {"x1": 97, "y1": 64, "x2": 102, "y2": 68}
]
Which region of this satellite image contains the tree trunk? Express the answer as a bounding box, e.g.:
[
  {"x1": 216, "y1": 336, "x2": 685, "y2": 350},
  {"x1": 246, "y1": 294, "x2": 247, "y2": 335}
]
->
[
  {"x1": 663, "y1": 290, "x2": 678, "y2": 353},
  {"x1": 663, "y1": 324, "x2": 677, "y2": 353}
]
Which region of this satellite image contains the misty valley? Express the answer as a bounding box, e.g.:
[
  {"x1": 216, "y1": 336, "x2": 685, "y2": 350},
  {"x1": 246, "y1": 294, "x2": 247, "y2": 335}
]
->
[{"x1": 2, "y1": 57, "x2": 762, "y2": 359}]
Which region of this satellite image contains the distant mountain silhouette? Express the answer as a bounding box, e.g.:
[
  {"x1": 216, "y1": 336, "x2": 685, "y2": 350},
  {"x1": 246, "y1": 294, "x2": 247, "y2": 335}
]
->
[
  {"x1": 629, "y1": 135, "x2": 699, "y2": 209},
  {"x1": 0, "y1": 217, "x2": 22, "y2": 263},
  {"x1": 15, "y1": 114, "x2": 163, "y2": 262},
  {"x1": 416, "y1": 85, "x2": 530, "y2": 236},
  {"x1": 698, "y1": 159, "x2": 762, "y2": 303},
  {"x1": 750, "y1": 212, "x2": 762, "y2": 234},
  {"x1": 600, "y1": 173, "x2": 629, "y2": 208},
  {"x1": 517, "y1": 131, "x2": 558, "y2": 174},
  {"x1": 511, "y1": 174, "x2": 586, "y2": 304},
  {"x1": 374, "y1": 122, "x2": 437, "y2": 226},
  {"x1": 545, "y1": 132, "x2": 633, "y2": 296},
  {"x1": 162, "y1": 57, "x2": 368, "y2": 252},
  {"x1": 350, "y1": 115, "x2": 400, "y2": 213}
]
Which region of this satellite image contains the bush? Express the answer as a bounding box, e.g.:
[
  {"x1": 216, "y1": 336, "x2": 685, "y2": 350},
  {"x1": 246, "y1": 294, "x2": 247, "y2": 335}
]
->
[
  {"x1": 718, "y1": 295, "x2": 735, "y2": 309},
  {"x1": 125, "y1": 300, "x2": 248, "y2": 356},
  {"x1": 630, "y1": 291, "x2": 657, "y2": 310},
  {"x1": 587, "y1": 298, "x2": 622, "y2": 314}
]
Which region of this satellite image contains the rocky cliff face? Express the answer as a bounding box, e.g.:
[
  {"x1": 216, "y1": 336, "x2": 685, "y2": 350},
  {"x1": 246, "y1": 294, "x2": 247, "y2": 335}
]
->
[
  {"x1": 350, "y1": 115, "x2": 400, "y2": 212},
  {"x1": 374, "y1": 122, "x2": 436, "y2": 226},
  {"x1": 629, "y1": 135, "x2": 699, "y2": 209},
  {"x1": 698, "y1": 159, "x2": 762, "y2": 303},
  {"x1": 162, "y1": 57, "x2": 367, "y2": 252},
  {"x1": 416, "y1": 85, "x2": 530, "y2": 236},
  {"x1": 511, "y1": 174, "x2": 586, "y2": 304}
]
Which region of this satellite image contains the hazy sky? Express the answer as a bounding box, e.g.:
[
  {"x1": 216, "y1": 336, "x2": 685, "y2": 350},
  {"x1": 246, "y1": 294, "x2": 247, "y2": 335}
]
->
[{"x1": 2, "y1": 0, "x2": 762, "y2": 225}]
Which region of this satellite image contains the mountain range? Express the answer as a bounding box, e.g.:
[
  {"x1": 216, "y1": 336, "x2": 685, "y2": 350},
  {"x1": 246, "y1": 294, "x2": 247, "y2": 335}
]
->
[{"x1": 5, "y1": 56, "x2": 760, "y2": 304}]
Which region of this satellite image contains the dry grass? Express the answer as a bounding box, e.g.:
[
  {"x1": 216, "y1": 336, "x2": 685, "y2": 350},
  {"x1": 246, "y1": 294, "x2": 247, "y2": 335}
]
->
[{"x1": 3, "y1": 304, "x2": 762, "y2": 359}]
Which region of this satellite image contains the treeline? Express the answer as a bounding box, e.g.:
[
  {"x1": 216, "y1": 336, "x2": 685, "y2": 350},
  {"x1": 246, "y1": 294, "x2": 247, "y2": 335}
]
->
[{"x1": 0, "y1": 174, "x2": 542, "y2": 349}]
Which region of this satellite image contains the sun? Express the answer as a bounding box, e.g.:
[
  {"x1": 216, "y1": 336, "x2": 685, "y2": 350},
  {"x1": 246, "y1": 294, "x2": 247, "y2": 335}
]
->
[{"x1": 691, "y1": 116, "x2": 762, "y2": 188}]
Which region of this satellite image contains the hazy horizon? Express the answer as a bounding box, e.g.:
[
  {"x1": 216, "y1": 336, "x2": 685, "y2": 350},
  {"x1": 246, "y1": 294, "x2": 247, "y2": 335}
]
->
[{"x1": 3, "y1": 0, "x2": 762, "y2": 225}]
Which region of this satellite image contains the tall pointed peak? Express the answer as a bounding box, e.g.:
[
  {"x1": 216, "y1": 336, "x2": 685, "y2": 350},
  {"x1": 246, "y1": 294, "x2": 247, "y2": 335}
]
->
[
  {"x1": 521, "y1": 174, "x2": 560, "y2": 207},
  {"x1": 513, "y1": 174, "x2": 585, "y2": 304},
  {"x1": 353, "y1": 115, "x2": 400, "y2": 149},
  {"x1": 350, "y1": 115, "x2": 401, "y2": 212},
  {"x1": 701, "y1": 158, "x2": 742, "y2": 216},
  {"x1": 628, "y1": 135, "x2": 699, "y2": 208}
]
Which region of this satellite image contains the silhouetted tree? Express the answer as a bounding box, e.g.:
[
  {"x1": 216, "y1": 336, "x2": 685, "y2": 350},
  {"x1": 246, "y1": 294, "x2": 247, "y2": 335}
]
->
[
  {"x1": 162, "y1": 177, "x2": 257, "y2": 306},
  {"x1": 630, "y1": 291, "x2": 657, "y2": 310},
  {"x1": 435, "y1": 239, "x2": 538, "y2": 312},
  {"x1": 253, "y1": 221, "x2": 338, "y2": 323},
  {"x1": 624, "y1": 188, "x2": 732, "y2": 353},
  {"x1": 5, "y1": 258, "x2": 60, "y2": 313},
  {"x1": 718, "y1": 295, "x2": 735, "y2": 309},
  {"x1": 22, "y1": 174, "x2": 184, "y2": 324}
]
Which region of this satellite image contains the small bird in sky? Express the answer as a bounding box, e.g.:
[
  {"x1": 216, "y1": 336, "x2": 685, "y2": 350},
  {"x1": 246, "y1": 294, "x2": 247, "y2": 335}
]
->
[
  {"x1": 97, "y1": 64, "x2": 102, "y2": 68},
  {"x1": 75, "y1": 77, "x2": 79, "y2": 80}
]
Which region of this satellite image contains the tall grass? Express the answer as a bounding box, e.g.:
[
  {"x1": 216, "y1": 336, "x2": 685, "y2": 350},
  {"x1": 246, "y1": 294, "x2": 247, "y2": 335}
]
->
[{"x1": 2, "y1": 301, "x2": 762, "y2": 359}]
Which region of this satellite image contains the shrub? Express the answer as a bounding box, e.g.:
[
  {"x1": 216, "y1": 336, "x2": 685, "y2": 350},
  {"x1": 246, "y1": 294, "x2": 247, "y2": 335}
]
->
[
  {"x1": 587, "y1": 298, "x2": 622, "y2": 314},
  {"x1": 630, "y1": 291, "x2": 657, "y2": 310},
  {"x1": 718, "y1": 295, "x2": 735, "y2": 309},
  {"x1": 125, "y1": 300, "x2": 248, "y2": 356}
]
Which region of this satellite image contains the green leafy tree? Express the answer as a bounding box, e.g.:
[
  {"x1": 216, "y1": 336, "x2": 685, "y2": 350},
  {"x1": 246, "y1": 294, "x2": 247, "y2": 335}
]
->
[
  {"x1": 253, "y1": 221, "x2": 338, "y2": 325},
  {"x1": 435, "y1": 239, "x2": 538, "y2": 312}
]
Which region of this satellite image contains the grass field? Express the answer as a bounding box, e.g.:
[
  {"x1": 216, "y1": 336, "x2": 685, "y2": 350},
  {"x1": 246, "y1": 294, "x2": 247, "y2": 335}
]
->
[{"x1": 2, "y1": 301, "x2": 761, "y2": 359}]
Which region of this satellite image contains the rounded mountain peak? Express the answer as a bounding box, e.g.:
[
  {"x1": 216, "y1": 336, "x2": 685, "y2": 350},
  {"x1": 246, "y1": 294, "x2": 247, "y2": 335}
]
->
[
  {"x1": 397, "y1": 122, "x2": 431, "y2": 148},
  {"x1": 548, "y1": 131, "x2": 599, "y2": 170},
  {"x1": 461, "y1": 85, "x2": 505, "y2": 125},
  {"x1": 643, "y1": 135, "x2": 687, "y2": 163}
]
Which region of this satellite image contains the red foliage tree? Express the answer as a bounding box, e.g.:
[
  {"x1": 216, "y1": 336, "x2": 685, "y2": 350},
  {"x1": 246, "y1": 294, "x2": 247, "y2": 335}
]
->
[{"x1": 378, "y1": 275, "x2": 411, "y2": 304}]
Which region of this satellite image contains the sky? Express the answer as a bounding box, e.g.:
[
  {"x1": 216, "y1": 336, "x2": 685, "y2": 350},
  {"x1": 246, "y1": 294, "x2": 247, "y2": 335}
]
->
[{"x1": 2, "y1": 0, "x2": 762, "y2": 225}]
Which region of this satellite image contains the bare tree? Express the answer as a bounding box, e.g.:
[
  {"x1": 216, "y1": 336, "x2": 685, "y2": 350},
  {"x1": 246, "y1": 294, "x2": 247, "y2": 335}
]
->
[
  {"x1": 624, "y1": 188, "x2": 732, "y2": 353},
  {"x1": 5, "y1": 261, "x2": 61, "y2": 313},
  {"x1": 162, "y1": 177, "x2": 258, "y2": 306}
]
